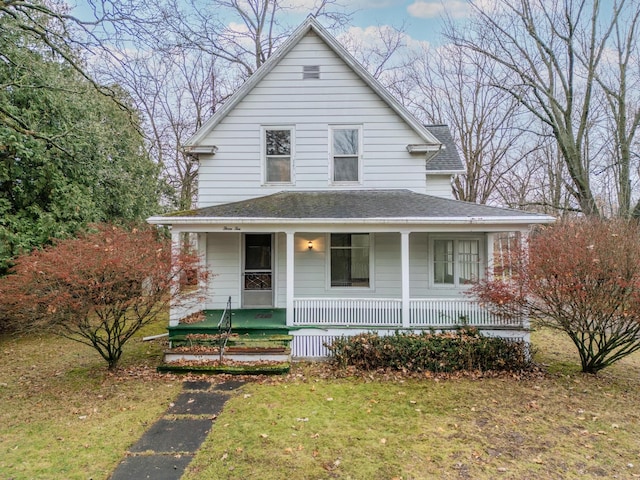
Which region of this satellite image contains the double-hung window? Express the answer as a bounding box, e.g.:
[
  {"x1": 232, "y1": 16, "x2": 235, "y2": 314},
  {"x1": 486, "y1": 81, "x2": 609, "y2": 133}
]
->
[
  {"x1": 264, "y1": 127, "x2": 293, "y2": 183},
  {"x1": 330, "y1": 233, "x2": 370, "y2": 287},
  {"x1": 433, "y1": 238, "x2": 481, "y2": 286},
  {"x1": 330, "y1": 126, "x2": 361, "y2": 183}
]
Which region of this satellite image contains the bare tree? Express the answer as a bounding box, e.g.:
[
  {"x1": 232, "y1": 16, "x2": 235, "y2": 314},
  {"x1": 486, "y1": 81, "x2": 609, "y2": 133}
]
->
[
  {"x1": 155, "y1": 0, "x2": 350, "y2": 78},
  {"x1": 338, "y1": 23, "x2": 409, "y2": 80},
  {"x1": 447, "y1": 0, "x2": 639, "y2": 217},
  {"x1": 96, "y1": 46, "x2": 232, "y2": 210},
  {"x1": 397, "y1": 44, "x2": 534, "y2": 205},
  {"x1": 593, "y1": 4, "x2": 640, "y2": 217}
]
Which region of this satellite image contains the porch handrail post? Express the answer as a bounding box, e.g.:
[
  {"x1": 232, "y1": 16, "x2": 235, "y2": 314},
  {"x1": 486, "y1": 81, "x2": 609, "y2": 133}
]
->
[
  {"x1": 286, "y1": 231, "x2": 295, "y2": 327},
  {"x1": 401, "y1": 231, "x2": 410, "y2": 328}
]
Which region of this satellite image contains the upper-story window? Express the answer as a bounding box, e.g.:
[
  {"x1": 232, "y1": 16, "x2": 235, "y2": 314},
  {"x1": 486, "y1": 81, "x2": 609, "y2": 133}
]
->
[
  {"x1": 330, "y1": 126, "x2": 362, "y2": 183},
  {"x1": 264, "y1": 127, "x2": 293, "y2": 183}
]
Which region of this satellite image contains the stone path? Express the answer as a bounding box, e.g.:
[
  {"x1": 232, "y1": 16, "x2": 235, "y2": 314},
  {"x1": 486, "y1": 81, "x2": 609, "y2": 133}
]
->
[{"x1": 109, "y1": 380, "x2": 245, "y2": 480}]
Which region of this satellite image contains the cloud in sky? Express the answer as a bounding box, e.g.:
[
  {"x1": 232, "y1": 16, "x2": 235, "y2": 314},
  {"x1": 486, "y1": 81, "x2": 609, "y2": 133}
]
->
[
  {"x1": 340, "y1": 24, "x2": 428, "y2": 51},
  {"x1": 407, "y1": 0, "x2": 472, "y2": 19}
]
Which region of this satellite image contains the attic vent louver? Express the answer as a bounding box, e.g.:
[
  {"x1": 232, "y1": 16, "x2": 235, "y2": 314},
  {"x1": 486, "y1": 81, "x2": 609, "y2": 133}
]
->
[{"x1": 303, "y1": 65, "x2": 320, "y2": 79}]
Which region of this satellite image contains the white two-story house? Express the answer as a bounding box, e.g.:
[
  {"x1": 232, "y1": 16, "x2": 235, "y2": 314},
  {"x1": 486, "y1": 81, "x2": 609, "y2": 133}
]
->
[{"x1": 148, "y1": 17, "x2": 553, "y2": 359}]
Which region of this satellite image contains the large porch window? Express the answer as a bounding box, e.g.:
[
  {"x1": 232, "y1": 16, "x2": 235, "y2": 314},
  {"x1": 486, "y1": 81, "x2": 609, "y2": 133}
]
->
[
  {"x1": 433, "y1": 238, "x2": 481, "y2": 286},
  {"x1": 330, "y1": 233, "x2": 370, "y2": 287}
]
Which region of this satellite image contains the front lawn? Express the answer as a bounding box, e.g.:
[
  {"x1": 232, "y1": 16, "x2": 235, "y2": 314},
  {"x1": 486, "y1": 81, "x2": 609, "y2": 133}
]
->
[
  {"x1": 0, "y1": 315, "x2": 182, "y2": 479},
  {"x1": 184, "y1": 329, "x2": 640, "y2": 479},
  {"x1": 2, "y1": 324, "x2": 640, "y2": 479}
]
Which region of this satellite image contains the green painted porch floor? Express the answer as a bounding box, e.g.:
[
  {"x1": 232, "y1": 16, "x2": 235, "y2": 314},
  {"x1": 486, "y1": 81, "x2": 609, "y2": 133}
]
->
[{"x1": 168, "y1": 309, "x2": 289, "y2": 337}]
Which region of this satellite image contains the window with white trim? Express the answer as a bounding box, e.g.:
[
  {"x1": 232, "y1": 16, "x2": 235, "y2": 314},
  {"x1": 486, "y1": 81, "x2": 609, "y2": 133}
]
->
[
  {"x1": 330, "y1": 233, "x2": 370, "y2": 287},
  {"x1": 264, "y1": 127, "x2": 293, "y2": 183},
  {"x1": 330, "y1": 126, "x2": 361, "y2": 183},
  {"x1": 433, "y1": 238, "x2": 481, "y2": 286}
]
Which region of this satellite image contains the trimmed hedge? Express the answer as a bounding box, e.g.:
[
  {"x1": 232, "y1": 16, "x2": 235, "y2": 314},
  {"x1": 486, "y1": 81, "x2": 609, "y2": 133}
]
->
[{"x1": 326, "y1": 327, "x2": 531, "y2": 373}]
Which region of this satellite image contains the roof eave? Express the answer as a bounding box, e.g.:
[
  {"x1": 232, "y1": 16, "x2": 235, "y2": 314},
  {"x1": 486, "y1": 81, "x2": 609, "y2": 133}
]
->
[
  {"x1": 426, "y1": 169, "x2": 466, "y2": 175},
  {"x1": 147, "y1": 215, "x2": 555, "y2": 226}
]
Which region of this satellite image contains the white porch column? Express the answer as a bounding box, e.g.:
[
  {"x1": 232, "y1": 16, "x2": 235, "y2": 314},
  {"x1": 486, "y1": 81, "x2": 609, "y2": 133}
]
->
[
  {"x1": 169, "y1": 230, "x2": 182, "y2": 327},
  {"x1": 286, "y1": 231, "x2": 295, "y2": 327},
  {"x1": 401, "y1": 231, "x2": 410, "y2": 329},
  {"x1": 197, "y1": 233, "x2": 208, "y2": 303},
  {"x1": 486, "y1": 232, "x2": 495, "y2": 279}
]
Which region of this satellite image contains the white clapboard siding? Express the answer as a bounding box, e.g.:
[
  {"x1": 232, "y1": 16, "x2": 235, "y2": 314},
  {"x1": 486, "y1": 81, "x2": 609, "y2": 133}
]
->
[
  {"x1": 426, "y1": 175, "x2": 455, "y2": 199},
  {"x1": 205, "y1": 232, "x2": 241, "y2": 310},
  {"x1": 197, "y1": 31, "x2": 443, "y2": 207}
]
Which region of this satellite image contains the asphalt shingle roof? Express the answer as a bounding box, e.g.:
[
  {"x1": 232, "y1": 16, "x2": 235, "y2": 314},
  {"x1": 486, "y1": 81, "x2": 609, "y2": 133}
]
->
[
  {"x1": 166, "y1": 190, "x2": 545, "y2": 220},
  {"x1": 424, "y1": 125, "x2": 464, "y2": 172}
]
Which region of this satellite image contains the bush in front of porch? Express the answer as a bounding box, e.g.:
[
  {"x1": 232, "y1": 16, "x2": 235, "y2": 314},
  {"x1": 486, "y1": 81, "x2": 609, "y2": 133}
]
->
[
  {"x1": 326, "y1": 327, "x2": 531, "y2": 373},
  {"x1": 0, "y1": 224, "x2": 207, "y2": 369},
  {"x1": 474, "y1": 218, "x2": 640, "y2": 374}
]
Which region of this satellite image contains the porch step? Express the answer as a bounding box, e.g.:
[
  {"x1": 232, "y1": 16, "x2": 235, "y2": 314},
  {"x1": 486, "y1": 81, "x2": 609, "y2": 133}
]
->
[
  {"x1": 161, "y1": 332, "x2": 293, "y2": 375},
  {"x1": 157, "y1": 361, "x2": 290, "y2": 375},
  {"x1": 163, "y1": 349, "x2": 290, "y2": 364},
  {"x1": 227, "y1": 334, "x2": 293, "y2": 349}
]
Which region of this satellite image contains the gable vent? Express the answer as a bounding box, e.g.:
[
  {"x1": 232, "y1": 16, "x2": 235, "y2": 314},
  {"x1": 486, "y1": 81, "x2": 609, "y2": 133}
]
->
[{"x1": 303, "y1": 65, "x2": 320, "y2": 79}]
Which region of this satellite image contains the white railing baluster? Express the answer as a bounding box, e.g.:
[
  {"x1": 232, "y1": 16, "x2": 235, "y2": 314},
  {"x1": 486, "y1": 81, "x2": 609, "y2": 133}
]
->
[{"x1": 291, "y1": 298, "x2": 517, "y2": 328}]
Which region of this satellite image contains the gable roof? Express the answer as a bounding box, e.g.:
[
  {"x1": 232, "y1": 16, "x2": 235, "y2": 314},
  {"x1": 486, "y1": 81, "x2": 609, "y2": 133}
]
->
[
  {"x1": 149, "y1": 190, "x2": 554, "y2": 226},
  {"x1": 184, "y1": 17, "x2": 441, "y2": 148}
]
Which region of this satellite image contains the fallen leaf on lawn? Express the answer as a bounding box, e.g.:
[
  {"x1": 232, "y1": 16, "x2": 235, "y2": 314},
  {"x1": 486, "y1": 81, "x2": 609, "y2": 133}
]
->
[
  {"x1": 284, "y1": 447, "x2": 293, "y2": 454},
  {"x1": 326, "y1": 397, "x2": 333, "y2": 401},
  {"x1": 380, "y1": 438, "x2": 387, "y2": 444},
  {"x1": 221, "y1": 453, "x2": 228, "y2": 460},
  {"x1": 260, "y1": 433, "x2": 269, "y2": 438}
]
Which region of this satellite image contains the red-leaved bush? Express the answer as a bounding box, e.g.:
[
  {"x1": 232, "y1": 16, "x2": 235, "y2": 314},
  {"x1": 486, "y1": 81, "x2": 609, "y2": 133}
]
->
[
  {"x1": 472, "y1": 218, "x2": 640, "y2": 373},
  {"x1": 0, "y1": 224, "x2": 206, "y2": 369}
]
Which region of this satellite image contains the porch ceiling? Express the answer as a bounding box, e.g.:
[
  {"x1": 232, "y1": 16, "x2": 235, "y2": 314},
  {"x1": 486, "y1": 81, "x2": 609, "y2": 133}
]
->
[{"x1": 149, "y1": 190, "x2": 555, "y2": 227}]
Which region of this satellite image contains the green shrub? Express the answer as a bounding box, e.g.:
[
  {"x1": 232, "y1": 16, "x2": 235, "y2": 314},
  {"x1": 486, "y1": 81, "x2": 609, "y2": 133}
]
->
[{"x1": 326, "y1": 327, "x2": 531, "y2": 373}]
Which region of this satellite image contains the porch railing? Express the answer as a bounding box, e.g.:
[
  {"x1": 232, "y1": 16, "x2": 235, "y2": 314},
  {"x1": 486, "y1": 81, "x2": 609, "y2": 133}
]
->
[
  {"x1": 409, "y1": 298, "x2": 522, "y2": 328},
  {"x1": 217, "y1": 296, "x2": 232, "y2": 361},
  {"x1": 292, "y1": 297, "x2": 522, "y2": 329},
  {"x1": 294, "y1": 298, "x2": 402, "y2": 326}
]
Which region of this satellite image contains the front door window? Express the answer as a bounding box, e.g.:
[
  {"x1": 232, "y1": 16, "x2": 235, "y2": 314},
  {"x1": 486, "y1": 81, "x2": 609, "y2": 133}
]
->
[{"x1": 243, "y1": 234, "x2": 273, "y2": 307}]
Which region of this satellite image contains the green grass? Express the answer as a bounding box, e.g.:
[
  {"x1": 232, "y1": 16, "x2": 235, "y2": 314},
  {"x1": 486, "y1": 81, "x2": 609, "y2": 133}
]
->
[
  {"x1": 3, "y1": 322, "x2": 640, "y2": 479},
  {"x1": 183, "y1": 329, "x2": 640, "y2": 479},
  {"x1": 0, "y1": 315, "x2": 182, "y2": 479}
]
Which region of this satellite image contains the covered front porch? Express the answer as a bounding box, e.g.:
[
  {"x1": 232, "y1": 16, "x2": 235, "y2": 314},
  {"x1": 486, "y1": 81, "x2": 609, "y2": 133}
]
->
[
  {"x1": 151, "y1": 190, "x2": 554, "y2": 359},
  {"x1": 167, "y1": 296, "x2": 525, "y2": 359}
]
